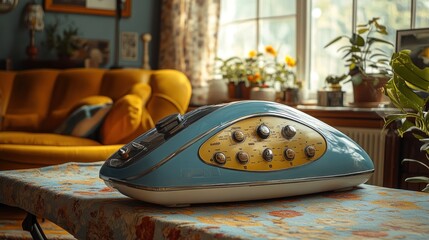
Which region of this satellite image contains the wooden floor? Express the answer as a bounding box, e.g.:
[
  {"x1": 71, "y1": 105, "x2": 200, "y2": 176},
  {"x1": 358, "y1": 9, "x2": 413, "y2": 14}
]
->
[
  {"x1": 0, "y1": 204, "x2": 27, "y2": 221},
  {"x1": 0, "y1": 204, "x2": 75, "y2": 239}
]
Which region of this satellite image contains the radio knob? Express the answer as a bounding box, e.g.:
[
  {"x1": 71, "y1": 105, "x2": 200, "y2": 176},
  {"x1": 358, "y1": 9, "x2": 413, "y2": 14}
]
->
[
  {"x1": 236, "y1": 151, "x2": 249, "y2": 164},
  {"x1": 284, "y1": 148, "x2": 295, "y2": 161},
  {"x1": 118, "y1": 147, "x2": 130, "y2": 160},
  {"x1": 262, "y1": 148, "x2": 274, "y2": 162},
  {"x1": 282, "y1": 125, "x2": 297, "y2": 139},
  {"x1": 213, "y1": 152, "x2": 226, "y2": 164},
  {"x1": 256, "y1": 124, "x2": 270, "y2": 139},
  {"x1": 232, "y1": 130, "x2": 245, "y2": 142},
  {"x1": 305, "y1": 145, "x2": 316, "y2": 158}
]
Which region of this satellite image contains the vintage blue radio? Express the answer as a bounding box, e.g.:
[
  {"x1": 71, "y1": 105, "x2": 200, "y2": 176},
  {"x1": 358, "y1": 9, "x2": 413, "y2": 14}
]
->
[{"x1": 100, "y1": 101, "x2": 374, "y2": 206}]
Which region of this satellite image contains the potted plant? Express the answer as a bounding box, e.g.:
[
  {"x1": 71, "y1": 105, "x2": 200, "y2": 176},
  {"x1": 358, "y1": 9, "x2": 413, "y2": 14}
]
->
[
  {"x1": 44, "y1": 18, "x2": 79, "y2": 59},
  {"x1": 324, "y1": 17, "x2": 394, "y2": 106},
  {"x1": 383, "y1": 49, "x2": 429, "y2": 192},
  {"x1": 269, "y1": 53, "x2": 300, "y2": 104},
  {"x1": 215, "y1": 55, "x2": 249, "y2": 99},
  {"x1": 215, "y1": 45, "x2": 299, "y2": 102},
  {"x1": 317, "y1": 74, "x2": 348, "y2": 106}
]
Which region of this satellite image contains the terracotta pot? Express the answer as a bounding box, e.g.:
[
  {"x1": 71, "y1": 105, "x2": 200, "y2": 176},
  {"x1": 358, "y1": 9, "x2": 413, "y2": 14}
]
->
[
  {"x1": 238, "y1": 81, "x2": 251, "y2": 99},
  {"x1": 228, "y1": 81, "x2": 252, "y2": 99},
  {"x1": 228, "y1": 82, "x2": 236, "y2": 99},
  {"x1": 352, "y1": 74, "x2": 388, "y2": 104}
]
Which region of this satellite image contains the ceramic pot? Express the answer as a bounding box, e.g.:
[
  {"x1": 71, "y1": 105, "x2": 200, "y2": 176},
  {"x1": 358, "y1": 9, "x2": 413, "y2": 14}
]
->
[
  {"x1": 283, "y1": 88, "x2": 300, "y2": 106},
  {"x1": 207, "y1": 79, "x2": 228, "y2": 104},
  {"x1": 228, "y1": 81, "x2": 251, "y2": 99},
  {"x1": 250, "y1": 87, "x2": 276, "y2": 101},
  {"x1": 352, "y1": 74, "x2": 388, "y2": 107}
]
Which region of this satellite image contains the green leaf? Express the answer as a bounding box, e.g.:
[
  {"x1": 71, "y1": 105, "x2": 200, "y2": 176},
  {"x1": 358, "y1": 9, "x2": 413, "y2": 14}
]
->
[
  {"x1": 404, "y1": 176, "x2": 429, "y2": 183},
  {"x1": 350, "y1": 33, "x2": 365, "y2": 47},
  {"x1": 391, "y1": 50, "x2": 429, "y2": 91},
  {"x1": 324, "y1": 36, "x2": 345, "y2": 48},
  {"x1": 367, "y1": 37, "x2": 394, "y2": 46},
  {"x1": 389, "y1": 74, "x2": 425, "y2": 111},
  {"x1": 357, "y1": 28, "x2": 369, "y2": 34},
  {"x1": 402, "y1": 158, "x2": 429, "y2": 170}
]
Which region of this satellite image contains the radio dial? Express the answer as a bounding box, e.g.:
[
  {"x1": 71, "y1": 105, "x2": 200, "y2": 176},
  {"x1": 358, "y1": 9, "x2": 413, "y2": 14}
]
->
[
  {"x1": 305, "y1": 146, "x2": 316, "y2": 158},
  {"x1": 232, "y1": 130, "x2": 245, "y2": 142},
  {"x1": 284, "y1": 148, "x2": 296, "y2": 160},
  {"x1": 257, "y1": 124, "x2": 270, "y2": 139},
  {"x1": 213, "y1": 152, "x2": 226, "y2": 164},
  {"x1": 282, "y1": 125, "x2": 297, "y2": 139},
  {"x1": 262, "y1": 148, "x2": 274, "y2": 162},
  {"x1": 236, "y1": 151, "x2": 249, "y2": 164}
]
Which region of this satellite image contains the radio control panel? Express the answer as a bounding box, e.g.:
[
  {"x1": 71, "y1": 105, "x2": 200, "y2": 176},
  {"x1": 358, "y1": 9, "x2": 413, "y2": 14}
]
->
[{"x1": 198, "y1": 116, "x2": 327, "y2": 171}]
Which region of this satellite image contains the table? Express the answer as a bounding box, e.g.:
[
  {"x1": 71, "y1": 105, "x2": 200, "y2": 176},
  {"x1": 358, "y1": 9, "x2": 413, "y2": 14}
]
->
[{"x1": 1, "y1": 162, "x2": 428, "y2": 239}]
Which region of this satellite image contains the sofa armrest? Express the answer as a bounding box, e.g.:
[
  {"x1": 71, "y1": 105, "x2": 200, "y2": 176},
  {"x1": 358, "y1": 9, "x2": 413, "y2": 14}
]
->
[{"x1": 147, "y1": 70, "x2": 192, "y2": 123}]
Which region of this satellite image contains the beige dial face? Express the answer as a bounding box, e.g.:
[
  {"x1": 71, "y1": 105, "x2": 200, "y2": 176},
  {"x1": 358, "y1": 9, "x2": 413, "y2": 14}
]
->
[
  {"x1": 0, "y1": 0, "x2": 18, "y2": 13},
  {"x1": 199, "y1": 116, "x2": 327, "y2": 172}
]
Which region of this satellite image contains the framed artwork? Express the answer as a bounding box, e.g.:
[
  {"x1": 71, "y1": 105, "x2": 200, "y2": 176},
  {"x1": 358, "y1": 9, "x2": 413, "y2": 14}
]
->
[
  {"x1": 71, "y1": 38, "x2": 110, "y2": 68},
  {"x1": 396, "y1": 28, "x2": 429, "y2": 69},
  {"x1": 0, "y1": 0, "x2": 19, "y2": 13},
  {"x1": 44, "y1": 0, "x2": 131, "y2": 17},
  {"x1": 120, "y1": 32, "x2": 138, "y2": 61}
]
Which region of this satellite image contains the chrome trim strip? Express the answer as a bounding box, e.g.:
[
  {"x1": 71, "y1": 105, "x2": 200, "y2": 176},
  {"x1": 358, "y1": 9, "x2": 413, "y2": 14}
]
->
[
  {"x1": 106, "y1": 169, "x2": 374, "y2": 192},
  {"x1": 117, "y1": 113, "x2": 289, "y2": 181}
]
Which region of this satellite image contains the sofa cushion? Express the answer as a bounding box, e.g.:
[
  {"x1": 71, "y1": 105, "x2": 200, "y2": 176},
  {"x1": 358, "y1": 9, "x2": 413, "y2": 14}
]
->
[
  {"x1": 54, "y1": 103, "x2": 112, "y2": 138},
  {"x1": 1, "y1": 113, "x2": 39, "y2": 132},
  {"x1": 0, "y1": 132, "x2": 101, "y2": 146},
  {"x1": 100, "y1": 94, "x2": 144, "y2": 145},
  {"x1": 3, "y1": 70, "x2": 59, "y2": 132}
]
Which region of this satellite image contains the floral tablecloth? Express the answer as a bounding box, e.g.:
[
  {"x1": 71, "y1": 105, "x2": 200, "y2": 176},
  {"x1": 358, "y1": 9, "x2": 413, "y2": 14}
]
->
[{"x1": 0, "y1": 162, "x2": 428, "y2": 240}]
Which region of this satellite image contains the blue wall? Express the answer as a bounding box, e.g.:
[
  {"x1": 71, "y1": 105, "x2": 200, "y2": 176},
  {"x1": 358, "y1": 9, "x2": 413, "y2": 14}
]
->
[{"x1": 0, "y1": 0, "x2": 161, "y2": 69}]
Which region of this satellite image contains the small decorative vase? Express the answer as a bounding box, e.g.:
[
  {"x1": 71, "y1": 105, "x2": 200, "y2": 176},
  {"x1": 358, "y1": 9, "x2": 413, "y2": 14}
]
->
[
  {"x1": 207, "y1": 79, "x2": 228, "y2": 104},
  {"x1": 283, "y1": 88, "x2": 300, "y2": 106},
  {"x1": 250, "y1": 87, "x2": 276, "y2": 101}
]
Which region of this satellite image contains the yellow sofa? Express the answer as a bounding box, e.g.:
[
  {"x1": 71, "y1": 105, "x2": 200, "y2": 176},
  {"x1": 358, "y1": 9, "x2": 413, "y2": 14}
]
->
[{"x1": 0, "y1": 68, "x2": 192, "y2": 170}]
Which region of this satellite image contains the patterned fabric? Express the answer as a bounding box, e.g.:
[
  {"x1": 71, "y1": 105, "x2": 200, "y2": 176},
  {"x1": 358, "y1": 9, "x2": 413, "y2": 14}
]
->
[
  {"x1": 0, "y1": 162, "x2": 428, "y2": 240},
  {"x1": 159, "y1": 0, "x2": 220, "y2": 105},
  {"x1": 54, "y1": 104, "x2": 112, "y2": 139}
]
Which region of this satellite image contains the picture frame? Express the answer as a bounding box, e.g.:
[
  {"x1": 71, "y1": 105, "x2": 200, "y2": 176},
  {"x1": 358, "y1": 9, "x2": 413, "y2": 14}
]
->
[
  {"x1": 71, "y1": 38, "x2": 110, "y2": 68},
  {"x1": 44, "y1": 0, "x2": 131, "y2": 17},
  {"x1": 120, "y1": 32, "x2": 138, "y2": 61},
  {"x1": 396, "y1": 27, "x2": 429, "y2": 69}
]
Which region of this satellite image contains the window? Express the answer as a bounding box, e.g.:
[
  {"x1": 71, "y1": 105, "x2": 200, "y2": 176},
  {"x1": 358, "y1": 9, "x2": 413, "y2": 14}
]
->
[
  {"x1": 218, "y1": 0, "x2": 429, "y2": 101},
  {"x1": 218, "y1": 0, "x2": 297, "y2": 63}
]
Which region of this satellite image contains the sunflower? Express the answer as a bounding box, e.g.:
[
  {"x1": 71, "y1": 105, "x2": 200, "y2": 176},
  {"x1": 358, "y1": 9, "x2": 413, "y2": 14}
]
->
[{"x1": 265, "y1": 45, "x2": 277, "y2": 56}]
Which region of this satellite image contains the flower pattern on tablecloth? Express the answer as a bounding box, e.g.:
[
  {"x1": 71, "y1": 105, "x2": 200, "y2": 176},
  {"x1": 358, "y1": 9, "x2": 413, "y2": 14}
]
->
[{"x1": 1, "y1": 162, "x2": 429, "y2": 240}]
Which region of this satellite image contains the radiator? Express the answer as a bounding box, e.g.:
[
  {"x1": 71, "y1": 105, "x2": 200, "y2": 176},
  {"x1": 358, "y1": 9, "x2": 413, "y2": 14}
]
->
[{"x1": 335, "y1": 127, "x2": 386, "y2": 186}]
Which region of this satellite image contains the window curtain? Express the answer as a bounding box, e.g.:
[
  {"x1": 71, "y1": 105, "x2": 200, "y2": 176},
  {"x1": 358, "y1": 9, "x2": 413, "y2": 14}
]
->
[{"x1": 158, "y1": 0, "x2": 220, "y2": 105}]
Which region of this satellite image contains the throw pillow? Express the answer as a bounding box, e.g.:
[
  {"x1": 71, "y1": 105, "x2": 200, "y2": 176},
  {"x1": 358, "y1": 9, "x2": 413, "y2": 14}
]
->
[
  {"x1": 54, "y1": 103, "x2": 112, "y2": 138},
  {"x1": 100, "y1": 94, "x2": 143, "y2": 145}
]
